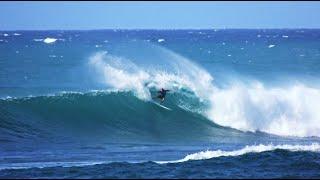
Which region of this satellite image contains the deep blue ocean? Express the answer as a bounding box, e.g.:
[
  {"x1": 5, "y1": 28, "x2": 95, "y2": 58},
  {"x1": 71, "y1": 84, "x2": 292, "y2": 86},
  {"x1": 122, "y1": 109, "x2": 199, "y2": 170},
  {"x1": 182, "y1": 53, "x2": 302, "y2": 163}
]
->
[{"x1": 1, "y1": 29, "x2": 320, "y2": 178}]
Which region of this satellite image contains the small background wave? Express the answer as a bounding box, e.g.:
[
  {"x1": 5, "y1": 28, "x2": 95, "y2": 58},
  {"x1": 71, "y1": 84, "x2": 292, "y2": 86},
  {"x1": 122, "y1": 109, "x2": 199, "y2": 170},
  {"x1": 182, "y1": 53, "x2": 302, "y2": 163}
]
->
[{"x1": 1, "y1": 148, "x2": 319, "y2": 179}]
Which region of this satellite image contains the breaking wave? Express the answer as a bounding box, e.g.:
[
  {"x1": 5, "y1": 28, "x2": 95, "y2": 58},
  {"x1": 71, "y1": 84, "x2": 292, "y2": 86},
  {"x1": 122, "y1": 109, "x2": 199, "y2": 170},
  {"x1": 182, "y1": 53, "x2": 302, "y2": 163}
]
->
[{"x1": 87, "y1": 44, "x2": 320, "y2": 138}]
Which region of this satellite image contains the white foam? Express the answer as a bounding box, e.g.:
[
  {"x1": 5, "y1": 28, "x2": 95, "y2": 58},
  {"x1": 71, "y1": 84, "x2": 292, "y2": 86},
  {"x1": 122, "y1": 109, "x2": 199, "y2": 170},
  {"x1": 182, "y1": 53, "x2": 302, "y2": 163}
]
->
[
  {"x1": 257, "y1": 34, "x2": 261, "y2": 38},
  {"x1": 43, "y1": 37, "x2": 57, "y2": 44},
  {"x1": 157, "y1": 143, "x2": 320, "y2": 164},
  {"x1": 3, "y1": 33, "x2": 9, "y2": 37},
  {"x1": 13, "y1": 33, "x2": 21, "y2": 36},
  {"x1": 207, "y1": 82, "x2": 320, "y2": 137},
  {"x1": 268, "y1": 44, "x2": 275, "y2": 48},
  {"x1": 158, "y1": 39, "x2": 165, "y2": 43},
  {"x1": 282, "y1": 35, "x2": 289, "y2": 38},
  {"x1": 2, "y1": 96, "x2": 12, "y2": 100}
]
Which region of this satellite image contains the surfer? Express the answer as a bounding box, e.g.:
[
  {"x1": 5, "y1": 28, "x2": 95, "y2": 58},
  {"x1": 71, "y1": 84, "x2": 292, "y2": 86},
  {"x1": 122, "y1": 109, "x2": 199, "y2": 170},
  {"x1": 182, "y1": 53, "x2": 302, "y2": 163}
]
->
[{"x1": 154, "y1": 88, "x2": 170, "y2": 104}]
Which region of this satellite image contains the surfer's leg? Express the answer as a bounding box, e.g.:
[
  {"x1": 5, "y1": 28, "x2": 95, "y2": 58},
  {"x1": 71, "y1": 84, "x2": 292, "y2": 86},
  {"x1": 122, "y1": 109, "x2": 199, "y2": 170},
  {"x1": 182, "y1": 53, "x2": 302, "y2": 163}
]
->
[{"x1": 160, "y1": 98, "x2": 164, "y2": 104}]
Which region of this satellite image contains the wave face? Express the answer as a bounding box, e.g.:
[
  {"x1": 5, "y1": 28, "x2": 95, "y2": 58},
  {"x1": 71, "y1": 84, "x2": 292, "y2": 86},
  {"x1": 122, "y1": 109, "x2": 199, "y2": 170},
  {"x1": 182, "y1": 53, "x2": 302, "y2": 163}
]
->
[{"x1": 0, "y1": 91, "x2": 231, "y2": 144}]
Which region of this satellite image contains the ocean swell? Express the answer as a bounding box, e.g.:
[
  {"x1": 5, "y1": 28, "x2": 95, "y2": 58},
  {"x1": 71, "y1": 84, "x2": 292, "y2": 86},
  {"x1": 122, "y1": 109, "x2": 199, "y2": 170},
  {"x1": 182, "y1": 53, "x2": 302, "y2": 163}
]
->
[{"x1": 87, "y1": 46, "x2": 320, "y2": 138}]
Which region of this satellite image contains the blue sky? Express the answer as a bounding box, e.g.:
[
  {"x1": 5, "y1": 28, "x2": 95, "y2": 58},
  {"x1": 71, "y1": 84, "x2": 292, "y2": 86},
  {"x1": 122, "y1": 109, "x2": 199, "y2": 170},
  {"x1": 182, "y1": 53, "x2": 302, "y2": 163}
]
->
[{"x1": 1, "y1": 1, "x2": 320, "y2": 30}]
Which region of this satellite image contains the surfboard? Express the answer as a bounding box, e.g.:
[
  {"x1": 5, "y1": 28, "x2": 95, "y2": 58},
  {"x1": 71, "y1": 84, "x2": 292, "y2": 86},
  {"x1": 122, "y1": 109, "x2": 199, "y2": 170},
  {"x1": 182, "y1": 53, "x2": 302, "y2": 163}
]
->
[{"x1": 151, "y1": 100, "x2": 172, "y2": 111}]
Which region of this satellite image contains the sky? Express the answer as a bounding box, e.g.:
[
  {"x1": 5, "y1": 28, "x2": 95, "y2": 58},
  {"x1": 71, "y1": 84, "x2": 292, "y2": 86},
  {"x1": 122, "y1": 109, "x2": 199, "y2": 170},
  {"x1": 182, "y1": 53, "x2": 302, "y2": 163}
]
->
[{"x1": 1, "y1": 1, "x2": 320, "y2": 30}]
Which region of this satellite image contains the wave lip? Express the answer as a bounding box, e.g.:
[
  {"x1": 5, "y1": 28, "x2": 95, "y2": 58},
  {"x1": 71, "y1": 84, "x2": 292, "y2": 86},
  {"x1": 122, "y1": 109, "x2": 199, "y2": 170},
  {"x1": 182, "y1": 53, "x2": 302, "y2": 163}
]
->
[
  {"x1": 156, "y1": 143, "x2": 320, "y2": 164},
  {"x1": 88, "y1": 47, "x2": 215, "y2": 102}
]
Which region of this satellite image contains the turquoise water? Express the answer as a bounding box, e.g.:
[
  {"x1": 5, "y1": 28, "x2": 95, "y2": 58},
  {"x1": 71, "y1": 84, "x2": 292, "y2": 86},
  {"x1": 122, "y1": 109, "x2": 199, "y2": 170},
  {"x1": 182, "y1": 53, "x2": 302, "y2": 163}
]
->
[{"x1": 0, "y1": 29, "x2": 320, "y2": 178}]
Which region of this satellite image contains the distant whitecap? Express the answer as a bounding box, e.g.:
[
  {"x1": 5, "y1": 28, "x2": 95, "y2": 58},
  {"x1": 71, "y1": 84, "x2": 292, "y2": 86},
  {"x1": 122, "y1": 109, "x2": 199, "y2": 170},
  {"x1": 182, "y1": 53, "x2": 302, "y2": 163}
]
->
[{"x1": 43, "y1": 38, "x2": 57, "y2": 44}]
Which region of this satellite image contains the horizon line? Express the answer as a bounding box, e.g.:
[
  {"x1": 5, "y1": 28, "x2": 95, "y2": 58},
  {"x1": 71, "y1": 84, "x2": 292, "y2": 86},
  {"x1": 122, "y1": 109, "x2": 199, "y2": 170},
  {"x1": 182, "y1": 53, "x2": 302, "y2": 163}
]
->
[{"x1": 1, "y1": 28, "x2": 320, "y2": 31}]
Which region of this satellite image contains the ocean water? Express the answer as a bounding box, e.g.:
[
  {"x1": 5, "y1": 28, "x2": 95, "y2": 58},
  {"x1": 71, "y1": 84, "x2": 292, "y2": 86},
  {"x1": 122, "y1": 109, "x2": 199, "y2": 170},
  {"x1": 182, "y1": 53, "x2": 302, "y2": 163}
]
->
[{"x1": 0, "y1": 29, "x2": 320, "y2": 178}]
